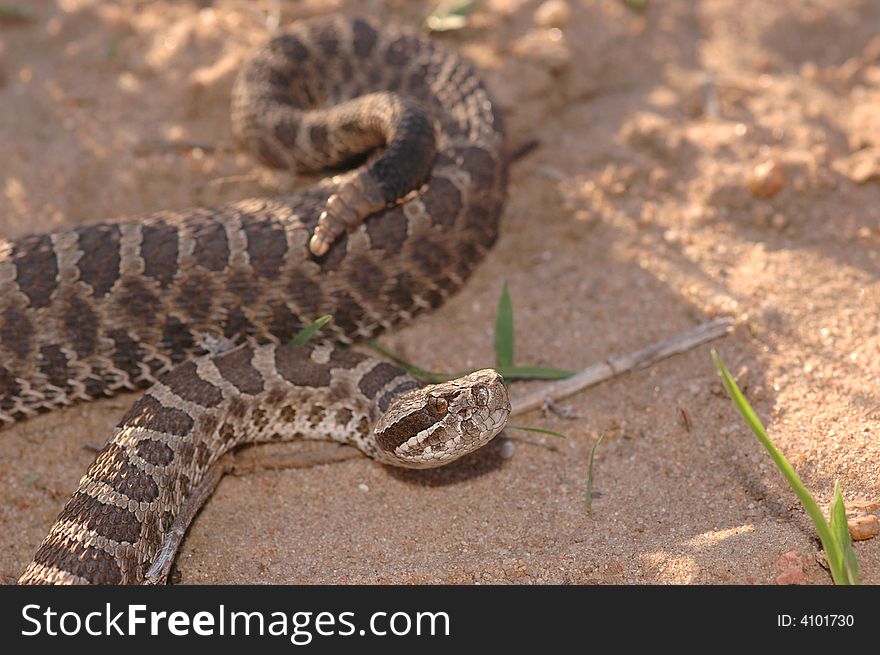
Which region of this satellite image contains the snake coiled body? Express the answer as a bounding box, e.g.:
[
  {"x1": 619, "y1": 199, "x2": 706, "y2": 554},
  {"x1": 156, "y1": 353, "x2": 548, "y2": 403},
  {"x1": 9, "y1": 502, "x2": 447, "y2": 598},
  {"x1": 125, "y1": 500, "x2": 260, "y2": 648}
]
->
[
  {"x1": 18, "y1": 343, "x2": 509, "y2": 584},
  {"x1": 10, "y1": 16, "x2": 508, "y2": 584}
]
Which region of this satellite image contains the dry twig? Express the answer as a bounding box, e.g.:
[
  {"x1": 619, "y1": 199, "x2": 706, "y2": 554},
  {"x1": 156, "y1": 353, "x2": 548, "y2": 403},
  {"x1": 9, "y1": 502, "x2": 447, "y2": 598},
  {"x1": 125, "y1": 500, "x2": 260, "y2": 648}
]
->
[{"x1": 511, "y1": 317, "x2": 734, "y2": 417}]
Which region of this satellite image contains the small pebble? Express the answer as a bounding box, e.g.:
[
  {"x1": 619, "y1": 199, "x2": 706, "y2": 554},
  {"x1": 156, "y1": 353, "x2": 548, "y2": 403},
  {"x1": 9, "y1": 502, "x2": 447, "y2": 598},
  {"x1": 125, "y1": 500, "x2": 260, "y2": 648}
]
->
[
  {"x1": 534, "y1": 0, "x2": 571, "y2": 29},
  {"x1": 774, "y1": 550, "x2": 805, "y2": 585},
  {"x1": 799, "y1": 61, "x2": 819, "y2": 80},
  {"x1": 358, "y1": 483, "x2": 369, "y2": 492},
  {"x1": 510, "y1": 29, "x2": 571, "y2": 73},
  {"x1": 771, "y1": 213, "x2": 788, "y2": 230},
  {"x1": 845, "y1": 149, "x2": 880, "y2": 184},
  {"x1": 848, "y1": 514, "x2": 880, "y2": 541},
  {"x1": 499, "y1": 439, "x2": 516, "y2": 459},
  {"x1": 746, "y1": 159, "x2": 785, "y2": 198}
]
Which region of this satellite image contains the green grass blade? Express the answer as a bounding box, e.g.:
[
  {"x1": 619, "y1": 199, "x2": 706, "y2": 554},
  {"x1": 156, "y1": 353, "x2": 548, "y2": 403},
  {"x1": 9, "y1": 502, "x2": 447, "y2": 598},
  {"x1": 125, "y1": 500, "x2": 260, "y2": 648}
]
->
[
  {"x1": 711, "y1": 350, "x2": 855, "y2": 584},
  {"x1": 506, "y1": 424, "x2": 567, "y2": 439},
  {"x1": 497, "y1": 365, "x2": 574, "y2": 380},
  {"x1": 367, "y1": 340, "x2": 456, "y2": 383},
  {"x1": 0, "y1": 5, "x2": 33, "y2": 20},
  {"x1": 424, "y1": 0, "x2": 479, "y2": 32},
  {"x1": 828, "y1": 482, "x2": 849, "y2": 555},
  {"x1": 586, "y1": 432, "x2": 606, "y2": 516},
  {"x1": 494, "y1": 284, "x2": 514, "y2": 368},
  {"x1": 291, "y1": 315, "x2": 333, "y2": 345},
  {"x1": 829, "y1": 481, "x2": 860, "y2": 584}
]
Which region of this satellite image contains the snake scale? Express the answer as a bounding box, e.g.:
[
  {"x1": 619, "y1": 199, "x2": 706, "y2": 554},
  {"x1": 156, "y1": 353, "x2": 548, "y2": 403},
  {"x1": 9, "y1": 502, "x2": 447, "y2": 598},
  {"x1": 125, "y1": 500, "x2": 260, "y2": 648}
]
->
[{"x1": 9, "y1": 15, "x2": 509, "y2": 585}]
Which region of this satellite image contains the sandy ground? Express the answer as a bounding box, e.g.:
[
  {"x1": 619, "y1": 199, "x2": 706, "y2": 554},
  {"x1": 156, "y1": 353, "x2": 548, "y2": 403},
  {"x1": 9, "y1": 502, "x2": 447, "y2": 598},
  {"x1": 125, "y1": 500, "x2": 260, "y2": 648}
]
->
[{"x1": 1, "y1": 0, "x2": 879, "y2": 585}]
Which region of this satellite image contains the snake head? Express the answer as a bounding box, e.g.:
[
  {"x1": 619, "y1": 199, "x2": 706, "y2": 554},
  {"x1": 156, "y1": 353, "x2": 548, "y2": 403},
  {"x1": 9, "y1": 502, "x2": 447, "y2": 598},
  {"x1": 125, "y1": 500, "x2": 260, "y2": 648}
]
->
[{"x1": 373, "y1": 369, "x2": 510, "y2": 469}]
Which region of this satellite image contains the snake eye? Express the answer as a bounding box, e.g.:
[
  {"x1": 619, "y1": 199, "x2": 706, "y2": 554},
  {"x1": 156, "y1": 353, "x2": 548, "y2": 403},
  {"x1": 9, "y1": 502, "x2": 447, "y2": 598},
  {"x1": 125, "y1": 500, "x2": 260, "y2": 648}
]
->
[
  {"x1": 473, "y1": 384, "x2": 489, "y2": 407},
  {"x1": 427, "y1": 395, "x2": 448, "y2": 416}
]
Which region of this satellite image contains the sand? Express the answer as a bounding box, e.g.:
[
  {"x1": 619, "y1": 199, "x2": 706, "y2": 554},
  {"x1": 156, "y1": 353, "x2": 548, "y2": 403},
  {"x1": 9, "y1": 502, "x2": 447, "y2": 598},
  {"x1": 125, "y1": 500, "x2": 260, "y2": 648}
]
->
[{"x1": 1, "y1": 0, "x2": 878, "y2": 584}]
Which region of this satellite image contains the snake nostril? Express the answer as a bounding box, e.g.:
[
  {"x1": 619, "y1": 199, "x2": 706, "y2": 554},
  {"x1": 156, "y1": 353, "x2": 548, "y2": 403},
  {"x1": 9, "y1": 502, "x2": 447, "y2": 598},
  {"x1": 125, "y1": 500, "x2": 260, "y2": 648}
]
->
[{"x1": 473, "y1": 384, "x2": 489, "y2": 407}]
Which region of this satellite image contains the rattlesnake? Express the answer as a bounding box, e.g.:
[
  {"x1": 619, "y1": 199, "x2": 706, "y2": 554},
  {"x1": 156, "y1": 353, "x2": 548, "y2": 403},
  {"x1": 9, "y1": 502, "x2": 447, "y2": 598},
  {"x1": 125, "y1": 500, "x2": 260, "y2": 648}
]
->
[{"x1": 9, "y1": 15, "x2": 508, "y2": 584}]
